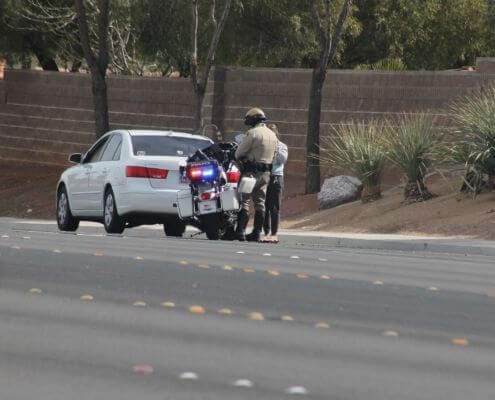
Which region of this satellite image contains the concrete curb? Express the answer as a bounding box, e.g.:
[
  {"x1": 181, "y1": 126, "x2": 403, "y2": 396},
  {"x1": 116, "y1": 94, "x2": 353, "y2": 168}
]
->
[{"x1": 279, "y1": 231, "x2": 495, "y2": 257}]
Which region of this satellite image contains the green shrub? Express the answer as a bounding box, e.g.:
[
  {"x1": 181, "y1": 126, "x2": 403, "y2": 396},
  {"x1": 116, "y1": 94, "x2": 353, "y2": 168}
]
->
[
  {"x1": 449, "y1": 86, "x2": 495, "y2": 194},
  {"x1": 384, "y1": 114, "x2": 438, "y2": 203},
  {"x1": 318, "y1": 121, "x2": 386, "y2": 202}
]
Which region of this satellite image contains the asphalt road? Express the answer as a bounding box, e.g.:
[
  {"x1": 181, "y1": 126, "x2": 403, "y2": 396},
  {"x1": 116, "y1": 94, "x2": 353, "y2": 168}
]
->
[{"x1": 1, "y1": 218, "x2": 495, "y2": 400}]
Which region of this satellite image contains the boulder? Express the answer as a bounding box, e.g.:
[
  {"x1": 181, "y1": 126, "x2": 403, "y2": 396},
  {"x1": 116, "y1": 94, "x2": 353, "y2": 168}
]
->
[{"x1": 317, "y1": 176, "x2": 363, "y2": 210}]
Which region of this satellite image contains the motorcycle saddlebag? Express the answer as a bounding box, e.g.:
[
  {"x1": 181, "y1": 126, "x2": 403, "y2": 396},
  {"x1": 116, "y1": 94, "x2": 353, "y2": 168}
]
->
[
  {"x1": 177, "y1": 190, "x2": 194, "y2": 219},
  {"x1": 220, "y1": 189, "x2": 240, "y2": 211}
]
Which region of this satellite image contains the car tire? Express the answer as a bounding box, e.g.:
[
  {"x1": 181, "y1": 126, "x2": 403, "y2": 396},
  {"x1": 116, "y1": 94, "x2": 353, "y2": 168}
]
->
[
  {"x1": 163, "y1": 218, "x2": 186, "y2": 237},
  {"x1": 56, "y1": 186, "x2": 79, "y2": 232},
  {"x1": 104, "y1": 188, "x2": 125, "y2": 234}
]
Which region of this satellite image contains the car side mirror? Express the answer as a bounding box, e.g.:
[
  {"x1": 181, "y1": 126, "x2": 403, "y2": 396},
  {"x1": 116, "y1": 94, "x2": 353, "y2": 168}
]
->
[{"x1": 69, "y1": 153, "x2": 82, "y2": 164}]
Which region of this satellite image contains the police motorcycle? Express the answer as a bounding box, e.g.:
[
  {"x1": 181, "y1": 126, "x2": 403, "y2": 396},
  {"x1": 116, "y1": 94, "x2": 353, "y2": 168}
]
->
[{"x1": 177, "y1": 141, "x2": 241, "y2": 240}]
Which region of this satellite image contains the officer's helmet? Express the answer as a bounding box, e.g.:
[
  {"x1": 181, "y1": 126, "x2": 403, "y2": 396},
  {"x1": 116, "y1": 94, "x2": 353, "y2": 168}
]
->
[{"x1": 244, "y1": 107, "x2": 267, "y2": 127}]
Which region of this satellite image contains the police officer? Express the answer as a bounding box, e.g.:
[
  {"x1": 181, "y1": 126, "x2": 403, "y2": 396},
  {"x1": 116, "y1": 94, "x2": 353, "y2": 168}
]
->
[{"x1": 235, "y1": 107, "x2": 278, "y2": 242}]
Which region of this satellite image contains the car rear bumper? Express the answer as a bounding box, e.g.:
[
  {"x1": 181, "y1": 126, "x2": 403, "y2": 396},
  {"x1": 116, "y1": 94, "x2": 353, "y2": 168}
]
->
[{"x1": 117, "y1": 189, "x2": 181, "y2": 216}]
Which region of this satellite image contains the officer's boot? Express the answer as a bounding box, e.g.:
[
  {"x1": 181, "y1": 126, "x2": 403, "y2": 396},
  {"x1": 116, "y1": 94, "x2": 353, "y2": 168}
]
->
[
  {"x1": 246, "y1": 210, "x2": 264, "y2": 242},
  {"x1": 235, "y1": 209, "x2": 249, "y2": 241}
]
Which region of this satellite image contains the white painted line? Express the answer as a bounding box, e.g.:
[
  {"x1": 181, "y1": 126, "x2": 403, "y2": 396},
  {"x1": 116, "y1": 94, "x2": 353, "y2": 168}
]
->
[
  {"x1": 22, "y1": 236, "x2": 31, "y2": 240},
  {"x1": 236, "y1": 251, "x2": 245, "y2": 254},
  {"x1": 1, "y1": 234, "x2": 9, "y2": 238},
  {"x1": 318, "y1": 258, "x2": 328, "y2": 262},
  {"x1": 179, "y1": 372, "x2": 199, "y2": 380},
  {"x1": 290, "y1": 255, "x2": 300, "y2": 259},
  {"x1": 262, "y1": 253, "x2": 271, "y2": 256},
  {"x1": 233, "y1": 379, "x2": 253, "y2": 388},
  {"x1": 286, "y1": 386, "x2": 308, "y2": 395}
]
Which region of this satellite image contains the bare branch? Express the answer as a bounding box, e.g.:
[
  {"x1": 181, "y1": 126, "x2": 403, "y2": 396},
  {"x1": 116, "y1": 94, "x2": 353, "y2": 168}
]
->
[
  {"x1": 201, "y1": 0, "x2": 233, "y2": 90},
  {"x1": 191, "y1": 0, "x2": 199, "y2": 89},
  {"x1": 329, "y1": 0, "x2": 353, "y2": 62}
]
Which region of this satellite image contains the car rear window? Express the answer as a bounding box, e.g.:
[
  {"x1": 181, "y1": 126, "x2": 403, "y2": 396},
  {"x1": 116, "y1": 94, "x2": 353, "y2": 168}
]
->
[{"x1": 131, "y1": 135, "x2": 211, "y2": 157}]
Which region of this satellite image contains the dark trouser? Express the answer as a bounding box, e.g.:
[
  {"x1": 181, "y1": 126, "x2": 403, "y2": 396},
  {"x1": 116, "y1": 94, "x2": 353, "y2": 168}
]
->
[{"x1": 263, "y1": 175, "x2": 284, "y2": 236}]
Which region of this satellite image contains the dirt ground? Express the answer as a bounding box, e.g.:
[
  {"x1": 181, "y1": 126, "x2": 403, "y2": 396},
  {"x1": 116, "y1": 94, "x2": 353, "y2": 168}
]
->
[{"x1": 1, "y1": 160, "x2": 494, "y2": 240}]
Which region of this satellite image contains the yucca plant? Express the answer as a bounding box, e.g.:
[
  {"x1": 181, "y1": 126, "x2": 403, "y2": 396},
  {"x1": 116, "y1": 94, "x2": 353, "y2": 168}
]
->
[
  {"x1": 384, "y1": 114, "x2": 438, "y2": 203},
  {"x1": 318, "y1": 121, "x2": 386, "y2": 203},
  {"x1": 449, "y1": 86, "x2": 495, "y2": 195}
]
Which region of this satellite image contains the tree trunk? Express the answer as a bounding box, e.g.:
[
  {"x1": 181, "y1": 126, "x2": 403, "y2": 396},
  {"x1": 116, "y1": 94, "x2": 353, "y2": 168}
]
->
[
  {"x1": 194, "y1": 87, "x2": 205, "y2": 133},
  {"x1": 306, "y1": 64, "x2": 326, "y2": 194},
  {"x1": 26, "y1": 33, "x2": 59, "y2": 71},
  {"x1": 91, "y1": 71, "x2": 110, "y2": 138}
]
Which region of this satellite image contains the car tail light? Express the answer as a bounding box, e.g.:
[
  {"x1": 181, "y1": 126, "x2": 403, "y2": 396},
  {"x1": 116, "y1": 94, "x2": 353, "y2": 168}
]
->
[{"x1": 126, "y1": 166, "x2": 168, "y2": 179}]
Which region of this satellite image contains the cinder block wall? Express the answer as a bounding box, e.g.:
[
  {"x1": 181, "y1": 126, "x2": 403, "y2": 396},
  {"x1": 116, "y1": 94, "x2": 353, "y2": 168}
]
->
[
  {"x1": 205, "y1": 66, "x2": 495, "y2": 179},
  {"x1": 1, "y1": 62, "x2": 495, "y2": 193}
]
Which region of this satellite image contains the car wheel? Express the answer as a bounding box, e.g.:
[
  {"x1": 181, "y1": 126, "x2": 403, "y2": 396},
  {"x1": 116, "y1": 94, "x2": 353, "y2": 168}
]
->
[
  {"x1": 57, "y1": 186, "x2": 79, "y2": 232},
  {"x1": 104, "y1": 188, "x2": 125, "y2": 234},
  {"x1": 163, "y1": 218, "x2": 186, "y2": 237}
]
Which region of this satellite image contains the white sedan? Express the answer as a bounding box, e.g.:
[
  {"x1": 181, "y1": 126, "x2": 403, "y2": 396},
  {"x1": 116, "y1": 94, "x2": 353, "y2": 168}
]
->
[{"x1": 56, "y1": 130, "x2": 213, "y2": 236}]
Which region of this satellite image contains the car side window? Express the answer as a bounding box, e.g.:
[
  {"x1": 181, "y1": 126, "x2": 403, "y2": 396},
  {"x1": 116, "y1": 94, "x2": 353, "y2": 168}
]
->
[
  {"x1": 112, "y1": 141, "x2": 122, "y2": 161},
  {"x1": 84, "y1": 137, "x2": 110, "y2": 164},
  {"x1": 100, "y1": 134, "x2": 122, "y2": 162}
]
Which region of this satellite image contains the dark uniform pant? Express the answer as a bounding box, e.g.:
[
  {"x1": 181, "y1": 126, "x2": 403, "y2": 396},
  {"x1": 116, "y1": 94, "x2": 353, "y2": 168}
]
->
[
  {"x1": 240, "y1": 171, "x2": 271, "y2": 212},
  {"x1": 264, "y1": 175, "x2": 284, "y2": 235}
]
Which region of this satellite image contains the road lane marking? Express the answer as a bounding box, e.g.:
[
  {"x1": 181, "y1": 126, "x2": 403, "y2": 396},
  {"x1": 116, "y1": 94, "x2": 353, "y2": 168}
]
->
[
  {"x1": 290, "y1": 255, "x2": 300, "y2": 259},
  {"x1": 133, "y1": 365, "x2": 153, "y2": 375},
  {"x1": 223, "y1": 265, "x2": 233, "y2": 271},
  {"x1": 243, "y1": 268, "x2": 255, "y2": 273},
  {"x1": 93, "y1": 252, "x2": 103, "y2": 257},
  {"x1": 320, "y1": 275, "x2": 331, "y2": 280},
  {"x1": 318, "y1": 258, "x2": 328, "y2": 262},
  {"x1": 10, "y1": 245, "x2": 21, "y2": 249},
  {"x1": 1, "y1": 234, "x2": 9, "y2": 238},
  {"x1": 262, "y1": 253, "x2": 271, "y2": 256},
  {"x1": 452, "y1": 338, "x2": 469, "y2": 346},
  {"x1": 233, "y1": 379, "x2": 253, "y2": 388},
  {"x1": 133, "y1": 301, "x2": 147, "y2": 307},
  {"x1": 22, "y1": 236, "x2": 30, "y2": 240},
  {"x1": 267, "y1": 269, "x2": 279, "y2": 276},
  {"x1": 428, "y1": 286, "x2": 439, "y2": 291},
  {"x1": 296, "y1": 274, "x2": 308, "y2": 279},
  {"x1": 314, "y1": 322, "x2": 330, "y2": 329},
  {"x1": 161, "y1": 301, "x2": 175, "y2": 308},
  {"x1": 179, "y1": 372, "x2": 199, "y2": 380},
  {"x1": 249, "y1": 312, "x2": 264, "y2": 321},
  {"x1": 52, "y1": 249, "x2": 62, "y2": 254},
  {"x1": 383, "y1": 330, "x2": 399, "y2": 337},
  {"x1": 286, "y1": 386, "x2": 308, "y2": 395},
  {"x1": 80, "y1": 294, "x2": 94, "y2": 301},
  {"x1": 373, "y1": 280, "x2": 384, "y2": 285},
  {"x1": 218, "y1": 308, "x2": 233, "y2": 315},
  {"x1": 134, "y1": 256, "x2": 144, "y2": 261},
  {"x1": 28, "y1": 288, "x2": 42, "y2": 294},
  {"x1": 236, "y1": 251, "x2": 245, "y2": 254},
  {"x1": 198, "y1": 264, "x2": 210, "y2": 269},
  {"x1": 189, "y1": 305, "x2": 205, "y2": 314},
  {"x1": 281, "y1": 315, "x2": 294, "y2": 321},
  {"x1": 180, "y1": 260, "x2": 188, "y2": 265}
]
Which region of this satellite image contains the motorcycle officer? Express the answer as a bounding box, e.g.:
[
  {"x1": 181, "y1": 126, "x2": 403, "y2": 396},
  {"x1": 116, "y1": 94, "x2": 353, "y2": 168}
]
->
[{"x1": 235, "y1": 107, "x2": 278, "y2": 241}]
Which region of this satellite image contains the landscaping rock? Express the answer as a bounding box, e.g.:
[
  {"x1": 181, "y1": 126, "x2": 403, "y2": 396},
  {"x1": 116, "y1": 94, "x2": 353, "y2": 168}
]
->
[{"x1": 318, "y1": 176, "x2": 363, "y2": 210}]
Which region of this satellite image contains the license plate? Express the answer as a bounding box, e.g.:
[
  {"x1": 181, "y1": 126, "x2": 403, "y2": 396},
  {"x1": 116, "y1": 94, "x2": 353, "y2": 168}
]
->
[{"x1": 198, "y1": 200, "x2": 217, "y2": 215}]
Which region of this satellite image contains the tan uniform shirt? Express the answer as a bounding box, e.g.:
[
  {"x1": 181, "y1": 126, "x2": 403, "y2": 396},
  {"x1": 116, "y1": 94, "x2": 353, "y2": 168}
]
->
[{"x1": 235, "y1": 123, "x2": 278, "y2": 164}]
